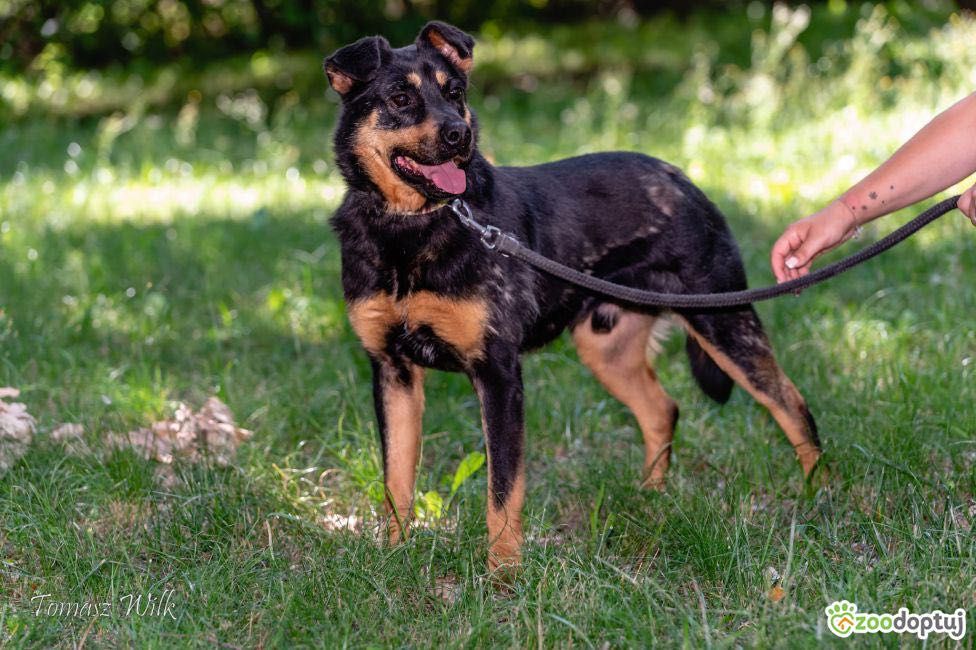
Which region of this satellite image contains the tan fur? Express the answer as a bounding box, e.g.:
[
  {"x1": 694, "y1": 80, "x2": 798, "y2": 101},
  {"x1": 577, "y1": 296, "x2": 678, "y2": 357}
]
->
[
  {"x1": 405, "y1": 292, "x2": 490, "y2": 359},
  {"x1": 645, "y1": 314, "x2": 674, "y2": 362},
  {"x1": 381, "y1": 364, "x2": 425, "y2": 544},
  {"x1": 474, "y1": 397, "x2": 524, "y2": 574},
  {"x1": 347, "y1": 291, "x2": 490, "y2": 361},
  {"x1": 677, "y1": 317, "x2": 821, "y2": 476},
  {"x1": 427, "y1": 29, "x2": 473, "y2": 73},
  {"x1": 486, "y1": 469, "x2": 524, "y2": 573},
  {"x1": 435, "y1": 70, "x2": 448, "y2": 86},
  {"x1": 646, "y1": 182, "x2": 685, "y2": 217},
  {"x1": 325, "y1": 67, "x2": 354, "y2": 94},
  {"x1": 347, "y1": 294, "x2": 399, "y2": 355},
  {"x1": 572, "y1": 308, "x2": 677, "y2": 488},
  {"x1": 353, "y1": 111, "x2": 441, "y2": 213},
  {"x1": 406, "y1": 72, "x2": 422, "y2": 88}
]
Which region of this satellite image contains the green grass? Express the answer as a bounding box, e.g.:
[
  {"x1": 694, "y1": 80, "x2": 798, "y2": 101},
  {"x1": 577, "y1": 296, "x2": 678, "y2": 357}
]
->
[{"x1": 2, "y1": 4, "x2": 976, "y2": 647}]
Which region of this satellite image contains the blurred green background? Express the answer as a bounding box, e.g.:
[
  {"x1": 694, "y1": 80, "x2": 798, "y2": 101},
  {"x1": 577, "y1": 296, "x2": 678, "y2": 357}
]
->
[
  {"x1": 6, "y1": 0, "x2": 965, "y2": 75},
  {"x1": 0, "y1": 0, "x2": 972, "y2": 121}
]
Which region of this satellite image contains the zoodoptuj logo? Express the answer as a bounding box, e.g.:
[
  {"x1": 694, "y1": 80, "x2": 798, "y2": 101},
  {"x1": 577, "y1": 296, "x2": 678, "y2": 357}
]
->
[{"x1": 825, "y1": 600, "x2": 967, "y2": 640}]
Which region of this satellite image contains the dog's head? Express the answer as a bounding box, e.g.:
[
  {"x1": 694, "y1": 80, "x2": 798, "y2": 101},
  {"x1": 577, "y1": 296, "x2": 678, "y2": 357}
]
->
[{"x1": 325, "y1": 22, "x2": 477, "y2": 214}]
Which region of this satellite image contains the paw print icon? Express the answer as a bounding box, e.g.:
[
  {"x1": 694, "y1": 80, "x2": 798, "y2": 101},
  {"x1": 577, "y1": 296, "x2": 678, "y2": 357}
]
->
[{"x1": 825, "y1": 600, "x2": 858, "y2": 637}]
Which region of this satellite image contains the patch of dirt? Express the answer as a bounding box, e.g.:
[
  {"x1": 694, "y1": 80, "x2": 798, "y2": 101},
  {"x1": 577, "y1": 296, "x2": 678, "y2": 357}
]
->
[
  {"x1": 432, "y1": 574, "x2": 461, "y2": 604},
  {"x1": 850, "y1": 540, "x2": 880, "y2": 569},
  {"x1": 319, "y1": 512, "x2": 362, "y2": 532},
  {"x1": 0, "y1": 387, "x2": 35, "y2": 475},
  {"x1": 81, "y1": 500, "x2": 152, "y2": 538},
  {"x1": 107, "y1": 397, "x2": 252, "y2": 467}
]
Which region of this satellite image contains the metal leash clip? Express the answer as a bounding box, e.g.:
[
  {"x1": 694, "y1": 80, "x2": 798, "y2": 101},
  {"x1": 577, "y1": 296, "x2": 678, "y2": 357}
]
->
[{"x1": 449, "y1": 199, "x2": 508, "y2": 252}]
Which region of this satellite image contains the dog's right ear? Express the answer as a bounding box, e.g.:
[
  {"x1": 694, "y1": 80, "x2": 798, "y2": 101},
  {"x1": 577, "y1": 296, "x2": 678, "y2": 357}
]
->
[{"x1": 324, "y1": 36, "x2": 391, "y2": 96}]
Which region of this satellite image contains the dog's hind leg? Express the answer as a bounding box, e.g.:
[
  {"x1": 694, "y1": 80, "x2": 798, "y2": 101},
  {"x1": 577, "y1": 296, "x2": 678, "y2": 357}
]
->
[
  {"x1": 676, "y1": 308, "x2": 822, "y2": 476},
  {"x1": 572, "y1": 304, "x2": 679, "y2": 488}
]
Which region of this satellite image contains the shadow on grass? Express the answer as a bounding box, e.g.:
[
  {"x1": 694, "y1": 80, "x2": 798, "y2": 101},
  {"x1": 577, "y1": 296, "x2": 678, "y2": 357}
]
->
[
  {"x1": 2, "y1": 190, "x2": 972, "y2": 483},
  {"x1": 0, "y1": 189, "x2": 973, "y2": 648}
]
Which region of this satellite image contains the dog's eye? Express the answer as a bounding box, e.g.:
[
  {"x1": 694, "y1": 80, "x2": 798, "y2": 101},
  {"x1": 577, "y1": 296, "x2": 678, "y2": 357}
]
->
[
  {"x1": 390, "y1": 93, "x2": 411, "y2": 108},
  {"x1": 447, "y1": 87, "x2": 464, "y2": 102}
]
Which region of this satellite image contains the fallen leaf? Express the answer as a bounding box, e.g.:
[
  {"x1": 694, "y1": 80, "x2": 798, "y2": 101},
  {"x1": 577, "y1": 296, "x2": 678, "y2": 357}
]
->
[
  {"x1": 51, "y1": 423, "x2": 84, "y2": 441},
  {"x1": 108, "y1": 397, "x2": 252, "y2": 468},
  {"x1": 767, "y1": 586, "x2": 786, "y2": 603},
  {"x1": 0, "y1": 389, "x2": 35, "y2": 474},
  {"x1": 51, "y1": 422, "x2": 90, "y2": 457}
]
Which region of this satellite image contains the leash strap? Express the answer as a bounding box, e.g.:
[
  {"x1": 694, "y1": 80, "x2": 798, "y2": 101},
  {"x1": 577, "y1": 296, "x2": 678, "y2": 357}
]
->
[{"x1": 449, "y1": 195, "x2": 961, "y2": 309}]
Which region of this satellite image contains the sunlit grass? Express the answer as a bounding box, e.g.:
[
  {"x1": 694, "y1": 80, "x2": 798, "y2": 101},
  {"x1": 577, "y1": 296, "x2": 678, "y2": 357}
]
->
[{"x1": 1, "y1": 5, "x2": 975, "y2": 647}]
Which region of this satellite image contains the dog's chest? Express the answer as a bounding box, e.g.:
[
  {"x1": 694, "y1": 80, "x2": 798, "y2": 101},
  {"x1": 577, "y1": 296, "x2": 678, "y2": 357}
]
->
[{"x1": 346, "y1": 291, "x2": 491, "y2": 368}]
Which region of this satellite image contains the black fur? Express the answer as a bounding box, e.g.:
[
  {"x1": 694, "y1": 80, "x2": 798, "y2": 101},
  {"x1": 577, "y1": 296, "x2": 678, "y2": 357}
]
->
[
  {"x1": 686, "y1": 336, "x2": 734, "y2": 403},
  {"x1": 324, "y1": 36, "x2": 391, "y2": 97},
  {"x1": 325, "y1": 22, "x2": 820, "y2": 551}
]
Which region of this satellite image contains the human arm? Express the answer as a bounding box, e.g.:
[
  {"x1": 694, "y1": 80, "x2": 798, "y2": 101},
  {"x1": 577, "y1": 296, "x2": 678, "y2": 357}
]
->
[{"x1": 771, "y1": 92, "x2": 976, "y2": 282}]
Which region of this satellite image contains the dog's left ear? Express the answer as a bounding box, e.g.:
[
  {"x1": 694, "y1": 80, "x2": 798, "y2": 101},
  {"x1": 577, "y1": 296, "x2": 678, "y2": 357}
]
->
[
  {"x1": 417, "y1": 21, "x2": 474, "y2": 75},
  {"x1": 324, "y1": 35, "x2": 391, "y2": 96}
]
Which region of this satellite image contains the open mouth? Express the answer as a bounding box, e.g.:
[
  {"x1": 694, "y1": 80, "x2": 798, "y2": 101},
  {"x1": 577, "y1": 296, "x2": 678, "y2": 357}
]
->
[{"x1": 392, "y1": 154, "x2": 467, "y2": 195}]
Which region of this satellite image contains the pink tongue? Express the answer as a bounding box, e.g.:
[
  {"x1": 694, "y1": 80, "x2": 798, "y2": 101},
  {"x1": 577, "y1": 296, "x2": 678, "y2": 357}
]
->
[{"x1": 417, "y1": 160, "x2": 466, "y2": 194}]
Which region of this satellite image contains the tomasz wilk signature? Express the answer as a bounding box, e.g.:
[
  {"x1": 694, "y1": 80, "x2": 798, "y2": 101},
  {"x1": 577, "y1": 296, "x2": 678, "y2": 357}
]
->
[{"x1": 30, "y1": 589, "x2": 178, "y2": 620}]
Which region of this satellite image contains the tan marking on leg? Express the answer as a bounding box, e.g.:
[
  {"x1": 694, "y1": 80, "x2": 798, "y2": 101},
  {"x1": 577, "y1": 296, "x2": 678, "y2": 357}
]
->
[
  {"x1": 406, "y1": 72, "x2": 422, "y2": 88},
  {"x1": 572, "y1": 308, "x2": 678, "y2": 488},
  {"x1": 677, "y1": 318, "x2": 821, "y2": 476},
  {"x1": 347, "y1": 293, "x2": 398, "y2": 355},
  {"x1": 353, "y1": 111, "x2": 441, "y2": 214},
  {"x1": 481, "y1": 415, "x2": 520, "y2": 576},
  {"x1": 382, "y1": 364, "x2": 425, "y2": 544},
  {"x1": 435, "y1": 70, "x2": 448, "y2": 86},
  {"x1": 473, "y1": 385, "x2": 524, "y2": 576},
  {"x1": 486, "y1": 469, "x2": 524, "y2": 574},
  {"x1": 404, "y1": 292, "x2": 490, "y2": 360}
]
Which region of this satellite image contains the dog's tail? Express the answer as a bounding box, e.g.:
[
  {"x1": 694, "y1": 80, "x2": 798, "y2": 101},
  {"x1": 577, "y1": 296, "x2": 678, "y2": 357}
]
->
[{"x1": 685, "y1": 336, "x2": 733, "y2": 404}]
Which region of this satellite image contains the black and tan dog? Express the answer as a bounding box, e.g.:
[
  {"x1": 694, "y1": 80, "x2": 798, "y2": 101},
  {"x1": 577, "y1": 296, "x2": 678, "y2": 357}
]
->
[{"x1": 325, "y1": 22, "x2": 821, "y2": 571}]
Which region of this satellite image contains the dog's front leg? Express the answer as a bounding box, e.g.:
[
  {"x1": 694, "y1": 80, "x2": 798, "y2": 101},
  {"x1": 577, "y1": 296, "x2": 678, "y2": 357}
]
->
[
  {"x1": 470, "y1": 345, "x2": 525, "y2": 573},
  {"x1": 370, "y1": 357, "x2": 425, "y2": 544}
]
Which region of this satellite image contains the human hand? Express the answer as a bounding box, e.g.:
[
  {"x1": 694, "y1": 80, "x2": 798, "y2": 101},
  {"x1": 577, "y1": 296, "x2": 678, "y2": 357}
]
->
[
  {"x1": 770, "y1": 200, "x2": 861, "y2": 282},
  {"x1": 958, "y1": 182, "x2": 976, "y2": 226}
]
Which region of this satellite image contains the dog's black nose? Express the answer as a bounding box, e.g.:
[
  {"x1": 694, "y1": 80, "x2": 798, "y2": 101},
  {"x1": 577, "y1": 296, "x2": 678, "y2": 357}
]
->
[{"x1": 440, "y1": 121, "x2": 470, "y2": 147}]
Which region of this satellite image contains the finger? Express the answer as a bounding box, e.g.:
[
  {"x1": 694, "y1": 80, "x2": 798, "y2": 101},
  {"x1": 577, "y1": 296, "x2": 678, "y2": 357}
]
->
[
  {"x1": 771, "y1": 234, "x2": 795, "y2": 282},
  {"x1": 960, "y1": 191, "x2": 976, "y2": 226},
  {"x1": 782, "y1": 238, "x2": 820, "y2": 273},
  {"x1": 788, "y1": 263, "x2": 805, "y2": 281},
  {"x1": 771, "y1": 229, "x2": 805, "y2": 282},
  {"x1": 771, "y1": 247, "x2": 787, "y2": 283}
]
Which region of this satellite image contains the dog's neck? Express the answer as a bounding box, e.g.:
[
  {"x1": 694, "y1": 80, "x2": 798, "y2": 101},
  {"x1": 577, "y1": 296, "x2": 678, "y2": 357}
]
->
[{"x1": 333, "y1": 152, "x2": 493, "y2": 287}]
